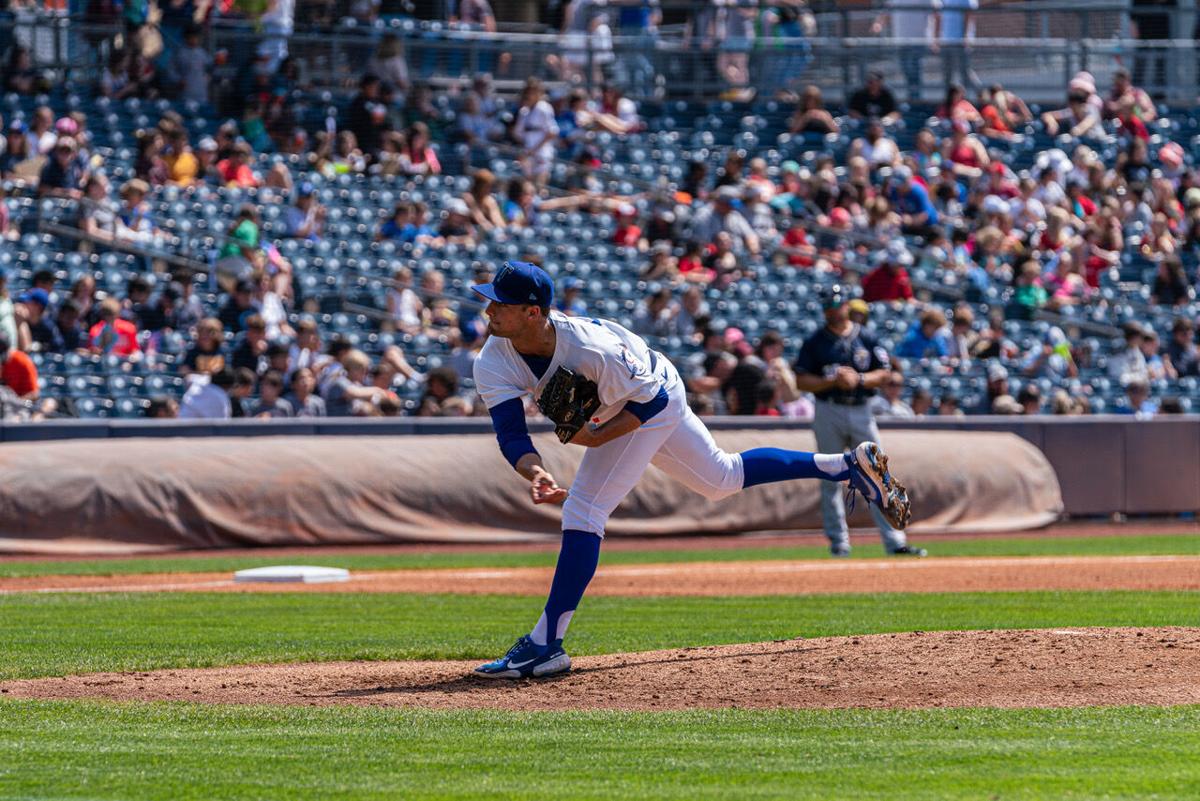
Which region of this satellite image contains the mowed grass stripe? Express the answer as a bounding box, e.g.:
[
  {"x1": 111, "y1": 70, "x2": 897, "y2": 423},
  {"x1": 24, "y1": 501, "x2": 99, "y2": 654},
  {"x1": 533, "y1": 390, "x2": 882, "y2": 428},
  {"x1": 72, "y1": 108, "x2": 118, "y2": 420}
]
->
[
  {"x1": 0, "y1": 590, "x2": 1195, "y2": 680},
  {"x1": 3, "y1": 532, "x2": 1198, "y2": 578},
  {"x1": 2, "y1": 701, "x2": 1199, "y2": 801}
]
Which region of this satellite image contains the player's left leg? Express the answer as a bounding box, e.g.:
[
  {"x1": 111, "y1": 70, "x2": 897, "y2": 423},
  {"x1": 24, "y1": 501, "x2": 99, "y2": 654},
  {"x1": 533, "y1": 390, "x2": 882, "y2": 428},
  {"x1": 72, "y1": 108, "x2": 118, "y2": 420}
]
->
[
  {"x1": 650, "y1": 409, "x2": 846, "y2": 498},
  {"x1": 475, "y1": 407, "x2": 683, "y2": 679},
  {"x1": 649, "y1": 401, "x2": 910, "y2": 529}
]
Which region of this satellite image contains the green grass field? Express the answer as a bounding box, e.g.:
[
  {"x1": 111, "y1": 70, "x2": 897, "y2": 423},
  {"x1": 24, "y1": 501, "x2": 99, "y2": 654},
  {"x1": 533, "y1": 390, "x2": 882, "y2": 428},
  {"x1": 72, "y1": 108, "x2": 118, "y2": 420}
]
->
[
  {"x1": 2, "y1": 532, "x2": 1197, "y2": 578},
  {"x1": 2, "y1": 702, "x2": 1198, "y2": 801},
  {"x1": 2, "y1": 532, "x2": 1198, "y2": 800}
]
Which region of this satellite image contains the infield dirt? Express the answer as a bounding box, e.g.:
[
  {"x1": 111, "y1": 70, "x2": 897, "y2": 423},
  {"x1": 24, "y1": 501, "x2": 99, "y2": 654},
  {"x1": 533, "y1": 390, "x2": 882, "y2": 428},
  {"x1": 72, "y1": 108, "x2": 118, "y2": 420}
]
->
[
  {"x1": 3, "y1": 554, "x2": 1199, "y2": 596},
  {"x1": 3, "y1": 628, "x2": 1197, "y2": 711}
]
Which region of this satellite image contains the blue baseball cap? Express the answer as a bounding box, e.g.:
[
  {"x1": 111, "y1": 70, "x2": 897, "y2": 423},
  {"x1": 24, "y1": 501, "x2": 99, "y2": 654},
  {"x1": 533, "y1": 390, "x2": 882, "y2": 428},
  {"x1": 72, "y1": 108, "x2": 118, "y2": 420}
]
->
[
  {"x1": 471, "y1": 261, "x2": 554, "y2": 307},
  {"x1": 19, "y1": 288, "x2": 49, "y2": 308}
]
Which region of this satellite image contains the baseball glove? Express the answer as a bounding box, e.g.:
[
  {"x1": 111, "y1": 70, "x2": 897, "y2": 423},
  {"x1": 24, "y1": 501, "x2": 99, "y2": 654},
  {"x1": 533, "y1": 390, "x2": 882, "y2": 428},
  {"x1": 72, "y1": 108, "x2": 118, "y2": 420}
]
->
[{"x1": 537, "y1": 366, "x2": 602, "y2": 444}]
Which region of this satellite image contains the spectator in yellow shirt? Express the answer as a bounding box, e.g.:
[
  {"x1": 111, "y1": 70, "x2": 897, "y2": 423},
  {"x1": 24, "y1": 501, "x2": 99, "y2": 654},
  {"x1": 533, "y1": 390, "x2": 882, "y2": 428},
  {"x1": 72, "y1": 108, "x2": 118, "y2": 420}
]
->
[{"x1": 165, "y1": 127, "x2": 199, "y2": 187}]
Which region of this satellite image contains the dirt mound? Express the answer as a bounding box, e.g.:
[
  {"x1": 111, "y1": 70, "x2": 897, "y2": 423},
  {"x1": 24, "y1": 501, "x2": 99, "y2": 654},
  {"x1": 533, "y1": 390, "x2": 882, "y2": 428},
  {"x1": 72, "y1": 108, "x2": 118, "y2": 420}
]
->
[
  {"x1": 4, "y1": 555, "x2": 1199, "y2": 596},
  {"x1": 4, "y1": 627, "x2": 1197, "y2": 711}
]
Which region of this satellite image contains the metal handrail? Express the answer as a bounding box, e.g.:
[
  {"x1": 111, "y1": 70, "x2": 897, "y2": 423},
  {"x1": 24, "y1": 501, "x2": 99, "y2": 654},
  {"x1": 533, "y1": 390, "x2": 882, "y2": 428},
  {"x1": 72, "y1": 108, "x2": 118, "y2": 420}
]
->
[
  {"x1": 2, "y1": 8, "x2": 1196, "y2": 103},
  {"x1": 38, "y1": 218, "x2": 208, "y2": 275}
]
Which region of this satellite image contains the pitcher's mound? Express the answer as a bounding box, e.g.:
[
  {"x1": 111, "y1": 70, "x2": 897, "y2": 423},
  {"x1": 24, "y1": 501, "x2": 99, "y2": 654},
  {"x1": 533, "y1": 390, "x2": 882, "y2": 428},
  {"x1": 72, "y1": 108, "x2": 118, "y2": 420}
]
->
[{"x1": 4, "y1": 627, "x2": 1198, "y2": 711}]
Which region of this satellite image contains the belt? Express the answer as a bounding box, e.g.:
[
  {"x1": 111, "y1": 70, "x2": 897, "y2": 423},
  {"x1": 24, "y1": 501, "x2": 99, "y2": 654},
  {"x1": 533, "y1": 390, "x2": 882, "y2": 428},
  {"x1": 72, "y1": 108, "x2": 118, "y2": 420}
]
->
[{"x1": 821, "y1": 396, "x2": 867, "y2": 407}]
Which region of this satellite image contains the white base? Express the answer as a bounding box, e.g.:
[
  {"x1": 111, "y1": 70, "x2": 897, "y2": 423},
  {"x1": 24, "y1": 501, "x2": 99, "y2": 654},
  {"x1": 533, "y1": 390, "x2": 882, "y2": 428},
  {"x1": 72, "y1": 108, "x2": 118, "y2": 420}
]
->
[{"x1": 233, "y1": 565, "x2": 350, "y2": 584}]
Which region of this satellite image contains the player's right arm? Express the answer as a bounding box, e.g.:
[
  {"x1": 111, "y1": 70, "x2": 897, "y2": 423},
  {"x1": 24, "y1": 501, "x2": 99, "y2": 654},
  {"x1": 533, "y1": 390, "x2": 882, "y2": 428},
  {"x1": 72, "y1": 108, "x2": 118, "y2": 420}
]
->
[
  {"x1": 476, "y1": 356, "x2": 568, "y2": 505},
  {"x1": 792, "y1": 371, "x2": 842, "y2": 393},
  {"x1": 487, "y1": 397, "x2": 568, "y2": 505}
]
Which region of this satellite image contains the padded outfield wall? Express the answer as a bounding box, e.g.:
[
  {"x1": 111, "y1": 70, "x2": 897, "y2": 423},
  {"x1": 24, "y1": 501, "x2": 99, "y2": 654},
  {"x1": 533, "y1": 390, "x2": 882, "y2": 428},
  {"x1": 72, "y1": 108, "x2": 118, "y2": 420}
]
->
[
  {"x1": 0, "y1": 421, "x2": 1079, "y2": 554},
  {"x1": 0, "y1": 416, "x2": 1189, "y2": 514}
]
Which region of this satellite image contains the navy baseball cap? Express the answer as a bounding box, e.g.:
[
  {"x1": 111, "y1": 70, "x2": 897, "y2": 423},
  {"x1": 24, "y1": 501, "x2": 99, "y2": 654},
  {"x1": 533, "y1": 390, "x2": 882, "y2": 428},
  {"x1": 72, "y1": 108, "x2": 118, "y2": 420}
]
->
[
  {"x1": 821, "y1": 284, "x2": 847, "y2": 309},
  {"x1": 471, "y1": 261, "x2": 554, "y2": 307}
]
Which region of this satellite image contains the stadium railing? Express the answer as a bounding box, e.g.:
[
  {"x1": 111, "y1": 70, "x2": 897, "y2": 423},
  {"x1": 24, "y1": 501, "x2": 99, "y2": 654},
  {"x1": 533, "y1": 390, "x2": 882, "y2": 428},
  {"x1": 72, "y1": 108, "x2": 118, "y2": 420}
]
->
[{"x1": 3, "y1": 4, "x2": 1200, "y2": 104}]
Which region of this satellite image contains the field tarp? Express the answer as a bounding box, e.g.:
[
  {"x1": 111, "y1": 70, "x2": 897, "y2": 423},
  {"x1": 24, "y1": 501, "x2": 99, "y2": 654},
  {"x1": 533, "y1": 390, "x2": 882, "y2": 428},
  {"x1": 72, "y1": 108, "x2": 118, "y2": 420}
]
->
[{"x1": 0, "y1": 430, "x2": 1062, "y2": 554}]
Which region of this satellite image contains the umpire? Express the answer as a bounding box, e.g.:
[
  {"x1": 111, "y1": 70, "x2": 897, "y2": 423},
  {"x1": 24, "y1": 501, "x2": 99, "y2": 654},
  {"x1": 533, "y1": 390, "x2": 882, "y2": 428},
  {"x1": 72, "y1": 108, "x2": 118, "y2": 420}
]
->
[{"x1": 793, "y1": 285, "x2": 926, "y2": 558}]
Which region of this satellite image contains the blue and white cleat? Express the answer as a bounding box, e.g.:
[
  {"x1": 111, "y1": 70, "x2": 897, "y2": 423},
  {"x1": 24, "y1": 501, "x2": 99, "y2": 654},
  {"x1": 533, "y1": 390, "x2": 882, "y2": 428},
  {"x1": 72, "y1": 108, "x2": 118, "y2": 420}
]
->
[
  {"x1": 474, "y1": 635, "x2": 572, "y2": 679},
  {"x1": 846, "y1": 442, "x2": 912, "y2": 531}
]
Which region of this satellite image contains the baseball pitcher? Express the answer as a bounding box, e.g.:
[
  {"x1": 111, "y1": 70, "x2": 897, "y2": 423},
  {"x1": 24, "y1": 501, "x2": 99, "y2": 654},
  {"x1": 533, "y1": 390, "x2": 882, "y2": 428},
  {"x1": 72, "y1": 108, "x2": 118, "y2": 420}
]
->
[{"x1": 472, "y1": 262, "x2": 913, "y2": 678}]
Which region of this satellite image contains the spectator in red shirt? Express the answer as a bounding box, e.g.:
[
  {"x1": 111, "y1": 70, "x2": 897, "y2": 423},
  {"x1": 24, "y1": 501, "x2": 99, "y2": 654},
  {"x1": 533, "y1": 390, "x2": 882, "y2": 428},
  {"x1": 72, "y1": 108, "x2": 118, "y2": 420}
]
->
[
  {"x1": 723, "y1": 360, "x2": 778, "y2": 416},
  {"x1": 88, "y1": 298, "x2": 141, "y2": 357},
  {"x1": 1066, "y1": 177, "x2": 1096, "y2": 219},
  {"x1": 677, "y1": 242, "x2": 715, "y2": 284},
  {"x1": 0, "y1": 334, "x2": 38, "y2": 399},
  {"x1": 1113, "y1": 92, "x2": 1150, "y2": 142},
  {"x1": 1103, "y1": 68, "x2": 1156, "y2": 124},
  {"x1": 862, "y1": 246, "x2": 915, "y2": 303},
  {"x1": 782, "y1": 216, "x2": 814, "y2": 266},
  {"x1": 612, "y1": 203, "x2": 644, "y2": 250},
  {"x1": 936, "y1": 84, "x2": 982, "y2": 126},
  {"x1": 979, "y1": 84, "x2": 1032, "y2": 141},
  {"x1": 216, "y1": 141, "x2": 259, "y2": 188}
]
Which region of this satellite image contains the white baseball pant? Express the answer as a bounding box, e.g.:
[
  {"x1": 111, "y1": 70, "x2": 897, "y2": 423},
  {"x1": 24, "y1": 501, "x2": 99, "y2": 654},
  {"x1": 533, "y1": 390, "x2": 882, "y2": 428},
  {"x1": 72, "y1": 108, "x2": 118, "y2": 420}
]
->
[{"x1": 561, "y1": 367, "x2": 744, "y2": 536}]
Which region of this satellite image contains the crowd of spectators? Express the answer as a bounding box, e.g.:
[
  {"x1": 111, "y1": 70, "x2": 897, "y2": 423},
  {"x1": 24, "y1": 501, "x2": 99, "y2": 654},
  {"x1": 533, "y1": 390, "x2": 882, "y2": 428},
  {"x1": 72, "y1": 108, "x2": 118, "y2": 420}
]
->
[
  {"x1": 646, "y1": 68, "x2": 1196, "y2": 418},
  {"x1": 0, "y1": 5, "x2": 1198, "y2": 421},
  {"x1": 639, "y1": 67, "x2": 1199, "y2": 419}
]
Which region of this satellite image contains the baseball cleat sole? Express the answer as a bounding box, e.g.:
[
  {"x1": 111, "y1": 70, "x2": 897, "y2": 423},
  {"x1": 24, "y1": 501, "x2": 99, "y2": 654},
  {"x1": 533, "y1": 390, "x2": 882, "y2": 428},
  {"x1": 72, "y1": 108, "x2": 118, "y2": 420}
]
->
[
  {"x1": 859, "y1": 443, "x2": 912, "y2": 531},
  {"x1": 532, "y1": 652, "x2": 571, "y2": 677},
  {"x1": 859, "y1": 443, "x2": 912, "y2": 532}
]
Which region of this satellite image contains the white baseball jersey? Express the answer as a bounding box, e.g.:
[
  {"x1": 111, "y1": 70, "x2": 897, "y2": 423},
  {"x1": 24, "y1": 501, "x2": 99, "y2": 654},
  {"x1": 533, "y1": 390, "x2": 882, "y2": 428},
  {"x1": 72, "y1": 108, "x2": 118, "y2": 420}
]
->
[
  {"x1": 474, "y1": 311, "x2": 677, "y2": 425},
  {"x1": 474, "y1": 312, "x2": 744, "y2": 537}
]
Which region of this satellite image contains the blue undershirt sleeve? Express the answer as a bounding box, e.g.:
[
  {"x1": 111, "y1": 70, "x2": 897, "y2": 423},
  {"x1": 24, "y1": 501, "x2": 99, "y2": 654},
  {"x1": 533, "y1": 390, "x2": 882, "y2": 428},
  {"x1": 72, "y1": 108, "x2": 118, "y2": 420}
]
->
[
  {"x1": 623, "y1": 385, "x2": 669, "y2": 423},
  {"x1": 488, "y1": 397, "x2": 538, "y2": 468}
]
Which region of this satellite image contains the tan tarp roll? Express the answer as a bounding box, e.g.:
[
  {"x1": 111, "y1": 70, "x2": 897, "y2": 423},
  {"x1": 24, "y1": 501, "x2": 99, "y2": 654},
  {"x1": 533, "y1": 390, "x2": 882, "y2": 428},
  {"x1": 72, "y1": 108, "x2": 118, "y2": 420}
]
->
[{"x1": 0, "y1": 430, "x2": 1062, "y2": 554}]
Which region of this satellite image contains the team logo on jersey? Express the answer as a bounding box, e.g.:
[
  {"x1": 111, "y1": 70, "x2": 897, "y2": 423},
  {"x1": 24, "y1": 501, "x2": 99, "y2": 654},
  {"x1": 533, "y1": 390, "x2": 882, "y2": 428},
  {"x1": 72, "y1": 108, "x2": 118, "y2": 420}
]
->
[{"x1": 619, "y1": 345, "x2": 649, "y2": 379}]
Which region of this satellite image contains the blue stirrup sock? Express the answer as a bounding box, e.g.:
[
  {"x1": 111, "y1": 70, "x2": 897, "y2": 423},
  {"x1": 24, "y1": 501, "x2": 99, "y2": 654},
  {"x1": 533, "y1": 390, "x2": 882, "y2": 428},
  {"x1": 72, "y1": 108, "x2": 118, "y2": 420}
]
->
[
  {"x1": 740, "y1": 448, "x2": 851, "y2": 488},
  {"x1": 530, "y1": 529, "x2": 602, "y2": 648}
]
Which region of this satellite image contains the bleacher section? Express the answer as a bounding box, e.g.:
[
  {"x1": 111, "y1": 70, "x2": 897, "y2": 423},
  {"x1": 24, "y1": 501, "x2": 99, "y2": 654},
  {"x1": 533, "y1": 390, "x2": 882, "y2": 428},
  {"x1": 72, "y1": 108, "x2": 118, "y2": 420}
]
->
[{"x1": 2, "y1": 86, "x2": 1198, "y2": 417}]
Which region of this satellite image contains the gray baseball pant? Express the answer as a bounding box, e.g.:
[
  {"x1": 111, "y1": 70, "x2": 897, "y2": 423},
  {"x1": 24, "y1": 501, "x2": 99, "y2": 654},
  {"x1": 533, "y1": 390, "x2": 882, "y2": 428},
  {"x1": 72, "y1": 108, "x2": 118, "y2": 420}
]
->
[{"x1": 811, "y1": 399, "x2": 907, "y2": 552}]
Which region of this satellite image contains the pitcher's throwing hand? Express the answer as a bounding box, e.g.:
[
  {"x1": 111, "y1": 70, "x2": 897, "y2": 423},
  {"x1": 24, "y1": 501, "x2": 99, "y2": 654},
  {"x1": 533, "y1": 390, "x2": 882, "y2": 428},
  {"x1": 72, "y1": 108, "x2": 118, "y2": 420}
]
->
[{"x1": 530, "y1": 467, "x2": 568, "y2": 505}]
